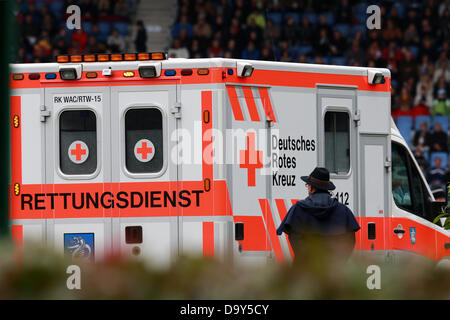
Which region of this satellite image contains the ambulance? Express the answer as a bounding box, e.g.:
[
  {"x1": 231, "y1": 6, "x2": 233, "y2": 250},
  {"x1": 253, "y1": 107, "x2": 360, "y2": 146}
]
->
[{"x1": 9, "y1": 53, "x2": 449, "y2": 267}]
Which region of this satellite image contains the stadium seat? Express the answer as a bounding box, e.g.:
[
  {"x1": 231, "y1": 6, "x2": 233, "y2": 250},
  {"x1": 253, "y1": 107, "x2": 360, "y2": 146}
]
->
[
  {"x1": 297, "y1": 45, "x2": 313, "y2": 56},
  {"x1": 408, "y1": 46, "x2": 419, "y2": 58},
  {"x1": 98, "y1": 21, "x2": 111, "y2": 37},
  {"x1": 302, "y1": 13, "x2": 317, "y2": 25},
  {"x1": 351, "y1": 24, "x2": 367, "y2": 37},
  {"x1": 432, "y1": 115, "x2": 449, "y2": 132},
  {"x1": 330, "y1": 56, "x2": 346, "y2": 65},
  {"x1": 322, "y1": 12, "x2": 335, "y2": 25},
  {"x1": 335, "y1": 24, "x2": 350, "y2": 37},
  {"x1": 393, "y1": 2, "x2": 406, "y2": 18},
  {"x1": 430, "y1": 152, "x2": 448, "y2": 169},
  {"x1": 113, "y1": 22, "x2": 129, "y2": 36},
  {"x1": 397, "y1": 116, "x2": 413, "y2": 146},
  {"x1": 82, "y1": 21, "x2": 93, "y2": 34},
  {"x1": 284, "y1": 12, "x2": 300, "y2": 25},
  {"x1": 414, "y1": 115, "x2": 431, "y2": 131},
  {"x1": 267, "y1": 12, "x2": 282, "y2": 26},
  {"x1": 49, "y1": 1, "x2": 64, "y2": 17}
]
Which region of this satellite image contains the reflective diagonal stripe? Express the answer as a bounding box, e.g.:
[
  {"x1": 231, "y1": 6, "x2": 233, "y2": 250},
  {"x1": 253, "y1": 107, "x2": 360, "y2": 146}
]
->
[
  {"x1": 275, "y1": 199, "x2": 294, "y2": 260},
  {"x1": 258, "y1": 87, "x2": 276, "y2": 122},
  {"x1": 242, "y1": 86, "x2": 260, "y2": 122},
  {"x1": 259, "y1": 199, "x2": 285, "y2": 262},
  {"x1": 226, "y1": 85, "x2": 244, "y2": 121}
]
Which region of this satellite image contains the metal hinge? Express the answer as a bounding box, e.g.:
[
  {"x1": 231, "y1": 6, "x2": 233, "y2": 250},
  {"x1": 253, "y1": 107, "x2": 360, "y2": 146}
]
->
[
  {"x1": 384, "y1": 156, "x2": 391, "y2": 171},
  {"x1": 353, "y1": 109, "x2": 361, "y2": 126},
  {"x1": 40, "y1": 105, "x2": 51, "y2": 122},
  {"x1": 170, "y1": 102, "x2": 181, "y2": 119}
]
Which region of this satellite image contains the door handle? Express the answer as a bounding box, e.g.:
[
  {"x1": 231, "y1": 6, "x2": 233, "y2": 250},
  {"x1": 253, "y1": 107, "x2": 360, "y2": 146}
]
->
[
  {"x1": 393, "y1": 228, "x2": 405, "y2": 234},
  {"x1": 445, "y1": 243, "x2": 450, "y2": 250}
]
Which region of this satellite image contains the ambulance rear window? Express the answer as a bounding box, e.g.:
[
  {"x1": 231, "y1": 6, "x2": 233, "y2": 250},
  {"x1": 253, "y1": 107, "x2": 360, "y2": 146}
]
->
[
  {"x1": 59, "y1": 110, "x2": 97, "y2": 175},
  {"x1": 125, "y1": 108, "x2": 163, "y2": 174},
  {"x1": 324, "y1": 111, "x2": 350, "y2": 174}
]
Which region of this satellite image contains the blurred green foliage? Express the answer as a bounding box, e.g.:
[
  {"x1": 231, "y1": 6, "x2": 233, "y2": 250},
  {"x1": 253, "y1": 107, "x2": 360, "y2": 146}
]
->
[{"x1": 0, "y1": 241, "x2": 449, "y2": 300}]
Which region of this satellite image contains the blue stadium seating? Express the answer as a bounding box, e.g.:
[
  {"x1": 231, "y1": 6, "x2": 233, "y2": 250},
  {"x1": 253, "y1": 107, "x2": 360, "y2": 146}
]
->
[
  {"x1": 297, "y1": 45, "x2": 313, "y2": 56},
  {"x1": 330, "y1": 56, "x2": 346, "y2": 65},
  {"x1": 414, "y1": 115, "x2": 431, "y2": 131},
  {"x1": 302, "y1": 13, "x2": 317, "y2": 25},
  {"x1": 267, "y1": 12, "x2": 282, "y2": 26},
  {"x1": 113, "y1": 22, "x2": 129, "y2": 36},
  {"x1": 97, "y1": 22, "x2": 111, "y2": 42},
  {"x1": 335, "y1": 24, "x2": 350, "y2": 37},
  {"x1": 49, "y1": 1, "x2": 64, "y2": 17},
  {"x1": 393, "y1": 2, "x2": 406, "y2": 18},
  {"x1": 430, "y1": 152, "x2": 448, "y2": 169},
  {"x1": 350, "y1": 24, "x2": 367, "y2": 37},
  {"x1": 432, "y1": 115, "x2": 449, "y2": 132},
  {"x1": 397, "y1": 116, "x2": 413, "y2": 146},
  {"x1": 322, "y1": 12, "x2": 335, "y2": 25},
  {"x1": 284, "y1": 12, "x2": 300, "y2": 25},
  {"x1": 408, "y1": 46, "x2": 419, "y2": 58},
  {"x1": 82, "y1": 21, "x2": 93, "y2": 34}
]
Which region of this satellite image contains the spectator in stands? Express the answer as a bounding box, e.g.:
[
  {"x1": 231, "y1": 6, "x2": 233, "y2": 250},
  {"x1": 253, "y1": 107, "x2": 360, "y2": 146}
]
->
[
  {"x1": 282, "y1": 16, "x2": 298, "y2": 45},
  {"x1": 429, "y1": 122, "x2": 448, "y2": 152},
  {"x1": 414, "y1": 148, "x2": 430, "y2": 171},
  {"x1": 242, "y1": 41, "x2": 259, "y2": 60},
  {"x1": 85, "y1": 35, "x2": 99, "y2": 54},
  {"x1": 432, "y1": 89, "x2": 450, "y2": 116},
  {"x1": 107, "y1": 28, "x2": 126, "y2": 53},
  {"x1": 134, "y1": 20, "x2": 147, "y2": 53},
  {"x1": 433, "y1": 52, "x2": 450, "y2": 83},
  {"x1": 194, "y1": 13, "x2": 212, "y2": 42},
  {"x1": 433, "y1": 75, "x2": 450, "y2": 98},
  {"x1": 414, "y1": 87, "x2": 433, "y2": 113},
  {"x1": 71, "y1": 28, "x2": 88, "y2": 53},
  {"x1": 427, "y1": 157, "x2": 447, "y2": 188},
  {"x1": 207, "y1": 39, "x2": 223, "y2": 57},
  {"x1": 418, "y1": 55, "x2": 434, "y2": 77},
  {"x1": 246, "y1": 6, "x2": 265, "y2": 29},
  {"x1": 330, "y1": 30, "x2": 346, "y2": 57},
  {"x1": 411, "y1": 98, "x2": 431, "y2": 121},
  {"x1": 298, "y1": 17, "x2": 314, "y2": 45},
  {"x1": 169, "y1": 38, "x2": 190, "y2": 58},
  {"x1": 172, "y1": 15, "x2": 193, "y2": 39},
  {"x1": 114, "y1": 0, "x2": 130, "y2": 21},
  {"x1": 264, "y1": 19, "x2": 280, "y2": 42},
  {"x1": 413, "y1": 121, "x2": 432, "y2": 153},
  {"x1": 344, "y1": 40, "x2": 365, "y2": 66}
]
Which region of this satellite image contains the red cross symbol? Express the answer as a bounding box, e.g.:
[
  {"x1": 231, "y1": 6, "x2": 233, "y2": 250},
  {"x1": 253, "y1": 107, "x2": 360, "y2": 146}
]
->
[
  {"x1": 240, "y1": 132, "x2": 263, "y2": 187},
  {"x1": 70, "y1": 143, "x2": 87, "y2": 161},
  {"x1": 136, "y1": 141, "x2": 153, "y2": 160}
]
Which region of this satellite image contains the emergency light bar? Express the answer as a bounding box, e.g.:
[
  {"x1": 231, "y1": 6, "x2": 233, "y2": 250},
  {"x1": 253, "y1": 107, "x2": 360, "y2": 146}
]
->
[{"x1": 56, "y1": 52, "x2": 167, "y2": 63}]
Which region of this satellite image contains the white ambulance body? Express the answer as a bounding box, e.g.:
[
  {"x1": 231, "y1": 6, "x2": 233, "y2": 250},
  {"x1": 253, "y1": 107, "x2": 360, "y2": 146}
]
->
[{"x1": 9, "y1": 55, "x2": 449, "y2": 267}]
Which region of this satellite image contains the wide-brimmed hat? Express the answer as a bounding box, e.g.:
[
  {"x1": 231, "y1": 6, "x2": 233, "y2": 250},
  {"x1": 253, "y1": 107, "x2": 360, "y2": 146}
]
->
[{"x1": 301, "y1": 167, "x2": 336, "y2": 191}]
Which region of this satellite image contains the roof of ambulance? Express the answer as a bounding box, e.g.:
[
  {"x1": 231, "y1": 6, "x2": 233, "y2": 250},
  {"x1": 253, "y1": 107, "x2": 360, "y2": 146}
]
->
[{"x1": 10, "y1": 57, "x2": 391, "y2": 78}]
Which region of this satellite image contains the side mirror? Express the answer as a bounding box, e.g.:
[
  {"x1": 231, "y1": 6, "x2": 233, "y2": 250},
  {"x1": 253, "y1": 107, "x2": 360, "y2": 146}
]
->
[{"x1": 235, "y1": 222, "x2": 244, "y2": 241}]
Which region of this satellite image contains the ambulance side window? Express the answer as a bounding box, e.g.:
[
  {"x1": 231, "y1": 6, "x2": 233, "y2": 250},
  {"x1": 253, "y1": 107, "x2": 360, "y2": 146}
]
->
[
  {"x1": 125, "y1": 108, "x2": 163, "y2": 173},
  {"x1": 59, "y1": 110, "x2": 97, "y2": 175},
  {"x1": 324, "y1": 111, "x2": 350, "y2": 174},
  {"x1": 392, "y1": 143, "x2": 431, "y2": 220}
]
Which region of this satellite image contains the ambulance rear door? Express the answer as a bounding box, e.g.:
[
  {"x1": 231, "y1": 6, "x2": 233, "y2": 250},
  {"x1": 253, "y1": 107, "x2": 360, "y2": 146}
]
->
[
  {"x1": 43, "y1": 85, "x2": 111, "y2": 262},
  {"x1": 110, "y1": 81, "x2": 179, "y2": 268}
]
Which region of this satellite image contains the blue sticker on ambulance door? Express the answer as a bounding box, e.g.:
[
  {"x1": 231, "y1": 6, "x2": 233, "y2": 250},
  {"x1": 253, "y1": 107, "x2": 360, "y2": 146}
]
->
[{"x1": 64, "y1": 233, "x2": 95, "y2": 261}]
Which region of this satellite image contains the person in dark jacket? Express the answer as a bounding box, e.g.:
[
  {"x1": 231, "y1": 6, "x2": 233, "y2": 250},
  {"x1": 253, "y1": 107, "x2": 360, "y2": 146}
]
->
[{"x1": 277, "y1": 167, "x2": 360, "y2": 264}]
